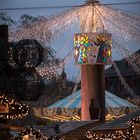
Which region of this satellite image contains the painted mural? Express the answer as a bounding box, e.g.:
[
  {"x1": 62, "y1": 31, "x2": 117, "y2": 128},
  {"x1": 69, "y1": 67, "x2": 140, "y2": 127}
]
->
[{"x1": 74, "y1": 33, "x2": 112, "y2": 65}]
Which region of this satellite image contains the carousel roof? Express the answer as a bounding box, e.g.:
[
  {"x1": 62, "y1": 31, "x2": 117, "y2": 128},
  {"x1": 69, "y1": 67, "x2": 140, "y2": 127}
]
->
[{"x1": 48, "y1": 90, "x2": 137, "y2": 109}]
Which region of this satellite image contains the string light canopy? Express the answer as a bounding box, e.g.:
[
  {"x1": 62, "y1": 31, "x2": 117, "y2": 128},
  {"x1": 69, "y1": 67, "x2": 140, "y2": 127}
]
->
[
  {"x1": 8, "y1": 0, "x2": 140, "y2": 94},
  {"x1": 74, "y1": 33, "x2": 112, "y2": 65},
  {"x1": 8, "y1": 42, "x2": 19, "y2": 69},
  {"x1": 0, "y1": 94, "x2": 29, "y2": 120}
]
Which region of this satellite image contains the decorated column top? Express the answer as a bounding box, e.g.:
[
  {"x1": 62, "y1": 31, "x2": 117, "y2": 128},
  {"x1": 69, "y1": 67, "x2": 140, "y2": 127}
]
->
[{"x1": 74, "y1": 33, "x2": 112, "y2": 65}]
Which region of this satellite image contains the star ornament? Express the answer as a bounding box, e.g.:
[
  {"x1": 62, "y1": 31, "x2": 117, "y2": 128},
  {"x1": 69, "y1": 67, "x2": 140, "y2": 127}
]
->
[{"x1": 108, "y1": 49, "x2": 111, "y2": 57}]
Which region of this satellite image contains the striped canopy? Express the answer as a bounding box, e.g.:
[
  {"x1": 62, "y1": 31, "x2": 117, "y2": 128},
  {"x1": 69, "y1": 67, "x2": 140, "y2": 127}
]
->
[
  {"x1": 48, "y1": 90, "x2": 137, "y2": 109},
  {"x1": 33, "y1": 90, "x2": 138, "y2": 121}
]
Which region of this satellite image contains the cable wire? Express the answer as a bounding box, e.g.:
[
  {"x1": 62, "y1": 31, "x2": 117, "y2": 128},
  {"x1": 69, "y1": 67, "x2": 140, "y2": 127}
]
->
[
  {"x1": 103, "y1": 1, "x2": 140, "y2": 6},
  {"x1": 0, "y1": 1, "x2": 140, "y2": 11},
  {"x1": 0, "y1": 5, "x2": 83, "y2": 11}
]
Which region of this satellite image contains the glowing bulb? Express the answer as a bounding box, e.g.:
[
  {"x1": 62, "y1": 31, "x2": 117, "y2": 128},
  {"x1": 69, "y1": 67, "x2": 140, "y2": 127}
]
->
[
  {"x1": 74, "y1": 49, "x2": 79, "y2": 56},
  {"x1": 22, "y1": 135, "x2": 29, "y2": 140}
]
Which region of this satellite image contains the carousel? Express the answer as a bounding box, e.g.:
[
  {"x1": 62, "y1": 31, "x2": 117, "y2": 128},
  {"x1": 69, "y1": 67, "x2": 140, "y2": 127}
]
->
[{"x1": 33, "y1": 90, "x2": 138, "y2": 122}]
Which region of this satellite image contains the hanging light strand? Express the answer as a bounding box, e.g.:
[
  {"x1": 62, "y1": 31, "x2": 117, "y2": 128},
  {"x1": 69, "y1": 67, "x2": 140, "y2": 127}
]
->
[
  {"x1": 113, "y1": 38, "x2": 140, "y2": 74},
  {"x1": 105, "y1": 5, "x2": 140, "y2": 24},
  {"x1": 102, "y1": 5, "x2": 140, "y2": 30},
  {"x1": 36, "y1": 50, "x2": 73, "y2": 79},
  {"x1": 96, "y1": 6, "x2": 140, "y2": 45},
  {"x1": 98, "y1": 10, "x2": 140, "y2": 74},
  {"x1": 95, "y1": 6, "x2": 140, "y2": 74},
  {"x1": 86, "y1": 114, "x2": 140, "y2": 139},
  {"x1": 96, "y1": 7, "x2": 131, "y2": 46},
  {"x1": 9, "y1": 7, "x2": 81, "y2": 46}
]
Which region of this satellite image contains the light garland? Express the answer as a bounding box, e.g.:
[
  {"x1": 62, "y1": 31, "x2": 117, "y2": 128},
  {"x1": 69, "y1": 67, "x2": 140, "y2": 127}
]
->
[
  {"x1": 104, "y1": 5, "x2": 140, "y2": 32},
  {"x1": 95, "y1": 6, "x2": 140, "y2": 93},
  {"x1": 36, "y1": 50, "x2": 73, "y2": 79},
  {"x1": 0, "y1": 94, "x2": 29, "y2": 120},
  {"x1": 112, "y1": 39, "x2": 140, "y2": 74},
  {"x1": 95, "y1": 6, "x2": 140, "y2": 71},
  {"x1": 79, "y1": 5, "x2": 105, "y2": 33},
  {"x1": 96, "y1": 6, "x2": 140, "y2": 45},
  {"x1": 11, "y1": 127, "x2": 64, "y2": 140},
  {"x1": 8, "y1": 42, "x2": 19, "y2": 68},
  {"x1": 8, "y1": 3, "x2": 140, "y2": 51},
  {"x1": 85, "y1": 115, "x2": 140, "y2": 139},
  {"x1": 10, "y1": 127, "x2": 45, "y2": 140},
  {"x1": 35, "y1": 20, "x2": 76, "y2": 80},
  {"x1": 7, "y1": 3, "x2": 140, "y2": 82},
  {"x1": 35, "y1": 21, "x2": 75, "y2": 80},
  {"x1": 9, "y1": 7, "x2": 81, "y2": 46},
  {"x1": 126, "y1": 52, "x2": 140, "y2": 75}
]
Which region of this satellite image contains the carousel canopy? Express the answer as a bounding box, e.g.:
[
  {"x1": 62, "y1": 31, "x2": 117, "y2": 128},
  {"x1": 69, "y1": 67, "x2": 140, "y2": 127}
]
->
[
  {"x1": 47, "y1": 90, "x2": 137, "y2": 109},
  {"x1": 33, "y1": 90, "x2": 138, "y2": 121}
]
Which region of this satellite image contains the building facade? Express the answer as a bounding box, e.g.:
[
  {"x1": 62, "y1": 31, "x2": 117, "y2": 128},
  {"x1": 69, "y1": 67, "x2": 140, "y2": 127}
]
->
[{"x1": 105, "y1": 50, "x2": 140, "y2": 100}]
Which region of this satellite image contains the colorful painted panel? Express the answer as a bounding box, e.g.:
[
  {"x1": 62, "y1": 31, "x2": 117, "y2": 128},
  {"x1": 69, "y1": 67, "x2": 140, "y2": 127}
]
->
[{"x1": 74, "y1": 33, "x2": 112, "y2": 65}]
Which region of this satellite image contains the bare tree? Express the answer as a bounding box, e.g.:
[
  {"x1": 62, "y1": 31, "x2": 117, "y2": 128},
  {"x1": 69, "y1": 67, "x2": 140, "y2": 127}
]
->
[
  {"x1": 19, "y1": 14, "x2": 46, "y2": 28},
  {"x1": 0, "y1": 12, "x2": 15, "y2": 26}
]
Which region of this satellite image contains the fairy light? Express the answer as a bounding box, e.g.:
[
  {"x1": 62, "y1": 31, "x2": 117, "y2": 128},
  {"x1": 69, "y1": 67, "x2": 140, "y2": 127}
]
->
[
  {"x1": 36, "y1": 50, "x2": 73, "y2": 79},
  {"x1": 10, "y1": 127, "x2": 45, "y2": 140},
  {"x1": 95, "y1": 6, "x2": 140, "y2": 71},
  {"x1": 10, "y1": 127, "x2": 64, "y2": 140},
  {"x1": 7, "y1": 3, "x2": 140, "y2": 80},
  {"x1": 8, "y1": 42, "x2": 19, "y2": 68},
  {"x1": 86, "y1": 115, "x2": 140, "y2": 139},
  {"x1": 35, "y1": 20, "x2": 76, "y2": 80},
  {"x1": 126, "y1": 52, "x2": 140, "y2": 74},
  {"x1": 104, "y1": 5, "x2": 140, "y2": 31},
  {"x1": 113, "y1": 38, "x2": 140, "y2": 74},
  {"x1": 8, "y1": 2, "x2": 140, "y2": 51},
  {"x1": 95, "y1": 6, "x2": 140, "y2": 74},
  {"x1": 79, "y1": 5, "x2": 90, "y2": 32},
  {"x1": 1, "y1": 3, "x2": 139, "y2": 140},
  {"x1": 78, "y1": 5, "x2": 104, "y2": 33},
  {"x1": 97, "y1": 5, "x2": 140, "y2": 45},
  {"x1": 9, "y1": 7, "x2": 81, "y2": 46},
  {"x1": 0, "y1": 94, "x2": 29, "y2": 120},
  {"x1": 6, "y1": 0, "x2": 140, "y2": 107}
]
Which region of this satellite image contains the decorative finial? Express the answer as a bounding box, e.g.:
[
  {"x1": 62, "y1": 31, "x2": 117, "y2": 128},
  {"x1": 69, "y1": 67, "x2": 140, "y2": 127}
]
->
[{"x1": 85, "y1": 0, "x2": 100, "y2": 5}]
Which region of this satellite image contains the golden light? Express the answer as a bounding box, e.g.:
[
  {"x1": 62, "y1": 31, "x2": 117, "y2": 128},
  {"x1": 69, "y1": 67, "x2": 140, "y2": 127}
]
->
[{"x1": 22, "y1": 135, "x2": 29, "y2": 140}]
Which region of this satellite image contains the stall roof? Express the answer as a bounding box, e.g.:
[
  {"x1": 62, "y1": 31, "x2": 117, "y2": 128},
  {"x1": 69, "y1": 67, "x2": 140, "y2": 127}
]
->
[{"x1": 48, "y1": 90, "x2": 137, "y2": 109}]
